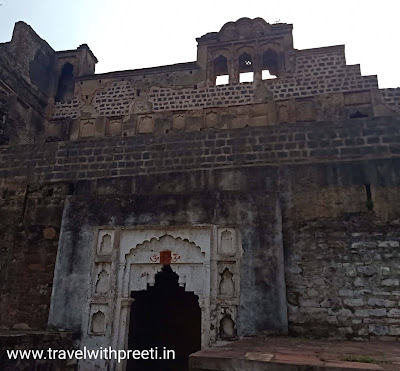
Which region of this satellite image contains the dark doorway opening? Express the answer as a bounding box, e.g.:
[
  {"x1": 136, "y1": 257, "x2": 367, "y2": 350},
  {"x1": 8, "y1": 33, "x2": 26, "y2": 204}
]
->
[
  {"x1": 127, "y1": 265, "x2": 201, "y2": 371},
  {"x1": 55, "y1": 62, "x2": 74, "y2": 102}
]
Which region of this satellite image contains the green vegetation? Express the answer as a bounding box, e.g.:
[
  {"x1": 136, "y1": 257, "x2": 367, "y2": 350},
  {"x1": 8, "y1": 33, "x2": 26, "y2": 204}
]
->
[{"x1": 343, "y1": 355, "x2": 378, "y2": 364}]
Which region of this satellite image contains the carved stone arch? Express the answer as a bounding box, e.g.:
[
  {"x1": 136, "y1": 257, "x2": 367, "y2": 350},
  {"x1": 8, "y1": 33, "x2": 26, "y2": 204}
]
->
[
  {"x1": 219, "y1": 267, "x2": 235, "y2": 296},
  {"x1": 108, "y1": 227, "x2": 219, "y2": 367},
  {"x1": 80, "y1": 120, "x2": 95, "y2": 138},
  {"x1": 210, "y1": 50, "x2": 231, "y2": 84},
  {"x1": 236, "y1": 47, "x2": 255, "y2": 83},
  {"x1": 238, "y1": 51, "x2": 254, "y2": 72},
  {"x1": 95, "y1": 269, "x2": 110, "y2": 294},
  {"x1": 211, "y1": 49, "x2": 231, "y2": 61},
  {"x1": 220, "y1": 314, "x2": 236, "y2": 339},
  {"x1": 260, "y1": 42, "x2": 283, "y2": 78},
  {"x1": 99, "y1": 233, "x2": 112, "y2": 254},
  {"x1": 124, "y1": 234, "x2": 207, "y2": 298},
  {"x1": 236, "y1": 45, "x2": 255, "y2": 58},
  {"x1": 91, "y1": 310, "x2": 106, "y2": 334},
  {"x1": 259, "y1": 41, "x2": 281, "y2": 53},
  {"x1": 126, "y1": 233, "x2": 204, "y2": 264}
]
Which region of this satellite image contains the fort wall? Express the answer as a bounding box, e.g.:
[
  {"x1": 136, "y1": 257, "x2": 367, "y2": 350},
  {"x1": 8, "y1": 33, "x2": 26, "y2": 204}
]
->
[{"x1": 1, "y1": 18, "x2": 400, "y2": 350}]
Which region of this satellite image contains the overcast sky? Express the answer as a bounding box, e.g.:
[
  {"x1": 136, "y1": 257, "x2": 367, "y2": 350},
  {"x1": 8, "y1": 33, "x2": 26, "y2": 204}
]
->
[{"x1": 0, "y1": 0, "x2": 399, "y2": 88}]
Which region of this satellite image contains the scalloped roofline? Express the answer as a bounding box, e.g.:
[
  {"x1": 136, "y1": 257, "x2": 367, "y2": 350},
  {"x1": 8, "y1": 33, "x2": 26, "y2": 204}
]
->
[{"x1": 197, "y1": 17, "x2": 293, "y2": 42}]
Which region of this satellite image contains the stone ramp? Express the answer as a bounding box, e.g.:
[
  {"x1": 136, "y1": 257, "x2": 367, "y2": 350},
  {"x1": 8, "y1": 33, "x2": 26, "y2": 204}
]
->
[{"x1": 189, "y1": 337, "x2": 400, "y2": 370}]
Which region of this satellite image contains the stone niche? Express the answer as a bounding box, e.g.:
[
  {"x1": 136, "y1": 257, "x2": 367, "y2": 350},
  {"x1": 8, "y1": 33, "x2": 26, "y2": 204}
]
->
[
  {"x1": 205, "y1": 109, "x2": 219, "y2": 128},
  {"x1": 138, "y1": 114, "x2": 153, "y2": 133},
  {"x1": 218, "y1": 306, "x2": 237, "y2": 340},
  {"x1": 295, "y1": 99, "x2": 316, "y2": 122},
  {"x1": 88, "y1": 304, "x2": 108, "y2": 335},
  {"x1": 107, "y1": 118, "x2": 122, "y2": 136},
  {"x1": 97, "y1": 230, "x2": 114, "y2": 256},
  {"x1": 93, "y1": 262, "x2": 111, "y2": 295},
  {"x1": 79, "y1": 118, "x2": 95, "y2": 138},
  {"x1": 173, "y1": 113, "x2": 185, "y2": 130},
  {"x1": 218, "y1": 228, "x2": 237, "y2": 256},
  {"x1": 219, "y1": 265, "x2": 235, "y2": 297},
  {"x1": 276, "y1": 101, "x2": 290, "y2": 123}
]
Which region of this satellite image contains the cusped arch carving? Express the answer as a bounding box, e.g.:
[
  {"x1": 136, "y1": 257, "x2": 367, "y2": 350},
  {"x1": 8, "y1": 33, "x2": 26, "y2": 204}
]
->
[
  {"x1": 124, "y1": 234, "x2": 208, "y2": 299},
  {"x1": 91, "y1": 311, "x2": 106, "y2": 334},
  {"x1": 126, "y1": 234, "x2": 205, "y2": 261},
  {"x1": 211, "y1": 49, "x2": 231, "y2": 61},
  {"x1": 236, "y1": 45, "x2": 255, "y2": 58},
  {"x1": 199, "y1": 18, "x2": 291, "y2": 42},
  {"x1": 259, "y1": 41, "x2": 282, "y2": 53}
]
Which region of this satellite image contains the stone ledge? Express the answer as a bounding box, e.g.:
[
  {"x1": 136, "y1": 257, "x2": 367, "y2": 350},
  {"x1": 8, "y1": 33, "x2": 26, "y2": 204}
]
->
[{"x1": 189, "y1": 337, "x2": 400, "y2": 370}]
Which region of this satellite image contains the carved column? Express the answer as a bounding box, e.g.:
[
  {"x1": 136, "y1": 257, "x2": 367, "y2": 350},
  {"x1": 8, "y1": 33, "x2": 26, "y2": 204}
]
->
[
  {"x1": 253, "y1": 52, "x2": 262, "y2": 83},
  {"x1": 115, "y1": 298, "x2": 134, "y2": 371}
]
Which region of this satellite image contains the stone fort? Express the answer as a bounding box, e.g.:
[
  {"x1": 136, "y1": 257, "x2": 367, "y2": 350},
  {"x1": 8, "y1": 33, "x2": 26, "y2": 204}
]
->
[{"x1": 1, "y1": 17, "x2": 400, "y2": 371}]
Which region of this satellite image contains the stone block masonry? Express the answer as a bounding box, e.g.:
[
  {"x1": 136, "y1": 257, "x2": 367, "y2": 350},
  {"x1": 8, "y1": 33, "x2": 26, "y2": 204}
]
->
[
  {"x1": 0, "y1": 117, "x2": 399, "y2": 183},
  {"x1": 51, "y1": 75, "x2": 380, "y2": 120},
  {"x1": 93, "y1": 81, "x2": 136, "y2": 116},
  {"x1": 285, "y1": 216, "x2": 400, "y2": 340},
  {"x1": 52, "y1": 97, "x2": 84, "y2": 119},
  {"x1": 1, "y1": 17, "x2": 400, "y2": 357},
  {"x1": 149, "y1": 84, "x2": 254, "y2": 112},
  {"x1": 381, "y1": 88, "x2": 400, "y2": 115}
]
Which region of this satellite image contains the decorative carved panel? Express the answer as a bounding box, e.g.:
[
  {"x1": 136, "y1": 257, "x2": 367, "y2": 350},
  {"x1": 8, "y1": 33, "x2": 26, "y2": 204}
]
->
[
  {"x1": 80, "y1": 119, "x2": 95, "y2": 138},
  {"x1": 88, "y1": 304, "x2": 108, "y2": 335},
  {"x1": 173, "y1": 114, "x2": 185, "y2": 130},
  {"x1": 219, "y1": 267, "x2": 235, "y2": 297},
  {"x1": 95, "y1": 267, "x2": 110, "y2": 295},
  {"x1": 91, "y1": 311, "x2": 105, "y2": 334},
  {"x1": 277, "y1": 103, "x2": 289, "y2": 123},
  {"x1": 138, "y1": 115, "x2": 153, "y2": 133},
  {"x1": 108, "y1": 118, "x2": 122, "y2": 136},
  {"x1": 205, "y1": 110, "x2": 218, "y2": 128},
  {"x1": 218, "y1": 228, "x2": 236, "y2": 256},
  {"x1": 97, "y1": 230, "x2": 114, "y2": 256}
]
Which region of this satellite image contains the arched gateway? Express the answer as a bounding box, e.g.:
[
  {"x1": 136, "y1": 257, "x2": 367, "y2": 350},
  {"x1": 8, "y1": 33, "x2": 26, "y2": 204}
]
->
[{"x1": 77, "y1": 226, "x2": 241, "y2": 371}]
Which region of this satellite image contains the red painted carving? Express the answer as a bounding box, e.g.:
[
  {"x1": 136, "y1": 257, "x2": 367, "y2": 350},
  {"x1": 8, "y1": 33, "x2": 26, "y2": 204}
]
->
[
  {"x1": 171, "y1": 253, "x2": 181, "y2": 263},
  {"x1": 160, "y1": 250, "x2": 172, "y2": 265},
  {"x1": 150, "y1": 254, "x2": 160, "y2": 263}
]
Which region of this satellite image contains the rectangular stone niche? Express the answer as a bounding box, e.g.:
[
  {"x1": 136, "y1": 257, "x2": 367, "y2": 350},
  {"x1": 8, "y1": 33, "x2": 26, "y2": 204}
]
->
[{"x1": 89, "y1": 304, "x2": 108, "y2": 336}]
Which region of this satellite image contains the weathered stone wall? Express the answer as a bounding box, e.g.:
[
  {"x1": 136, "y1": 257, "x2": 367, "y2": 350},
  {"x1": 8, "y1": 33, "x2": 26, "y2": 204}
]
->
[
  {"x1": 0, "y1": 22, "x2": 57, "y2": 144},
  {"x1": 0, "y1": 117, "x2": 400, "y2": 338},
  {"x1": 48, "y1": 42, "x2": 386, "y2": 134},
  {"x1": 381, "y1": 88, "x2": 400, "y2": 114},
  {"x1": 1, "y1": 117, "x2": 399, "y2": 184},
  {"x1": 285, "y1": 215, "x2": 400, "y2": 340},
  {"x1": 294, "y1": 46, "x2": 347, "y2": 78},
  {"x1": 51, "y1": 66, "x2": 379, "y2": 122},
  {"x1": 281, "y1": 159, "x2": 400, "y2": 340},
  {"x1": 48, "y1": 190, "x2": 287, "y2": 340},
  {"x1": 0, "y1": 90, "x2": 9, "y2": 145},
  {"x1": 0, "y1": 332, "x2": 76, "y2": 370},
  {"x1": 1, "y1": 17, "x2": 400, "y2": 347},
  {"x1": 0, "y1": 182, "x2": 70, "y2": 330},
  {"x1": 49, "y1": 88, "x2": 398, "y2": 141}
]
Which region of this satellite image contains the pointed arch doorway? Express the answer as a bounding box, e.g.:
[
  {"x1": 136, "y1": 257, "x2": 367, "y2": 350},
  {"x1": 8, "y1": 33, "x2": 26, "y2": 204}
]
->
[{"x1": 127, "y1": 265, "x2": 201, "y2": 371}]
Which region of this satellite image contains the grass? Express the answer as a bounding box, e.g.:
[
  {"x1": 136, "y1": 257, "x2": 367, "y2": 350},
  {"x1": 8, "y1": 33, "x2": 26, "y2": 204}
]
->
[{"x1": 343, "y1": 355, "x2": 378, "y2": 364}]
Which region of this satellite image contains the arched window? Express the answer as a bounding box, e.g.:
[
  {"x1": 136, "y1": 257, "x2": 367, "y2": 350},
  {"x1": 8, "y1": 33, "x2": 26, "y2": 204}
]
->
[
  {"x1": 55, "y1": 62, "x2": 74, "y2": 102},
  {"x1": 214, "y1": 55, "x2": 229, "y2": 85},
  {"x1": 262, "y1": 49, "x2": 279, "y2": 80},
  {"x1": 238, "y1": 52, "x2": 253, "y2": 83}
]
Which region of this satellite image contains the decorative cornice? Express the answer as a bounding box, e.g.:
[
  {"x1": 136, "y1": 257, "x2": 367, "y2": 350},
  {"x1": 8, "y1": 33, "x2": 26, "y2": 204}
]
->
[{"x1": 197, "y1": 17, "x2": 292, "y2": 44}]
